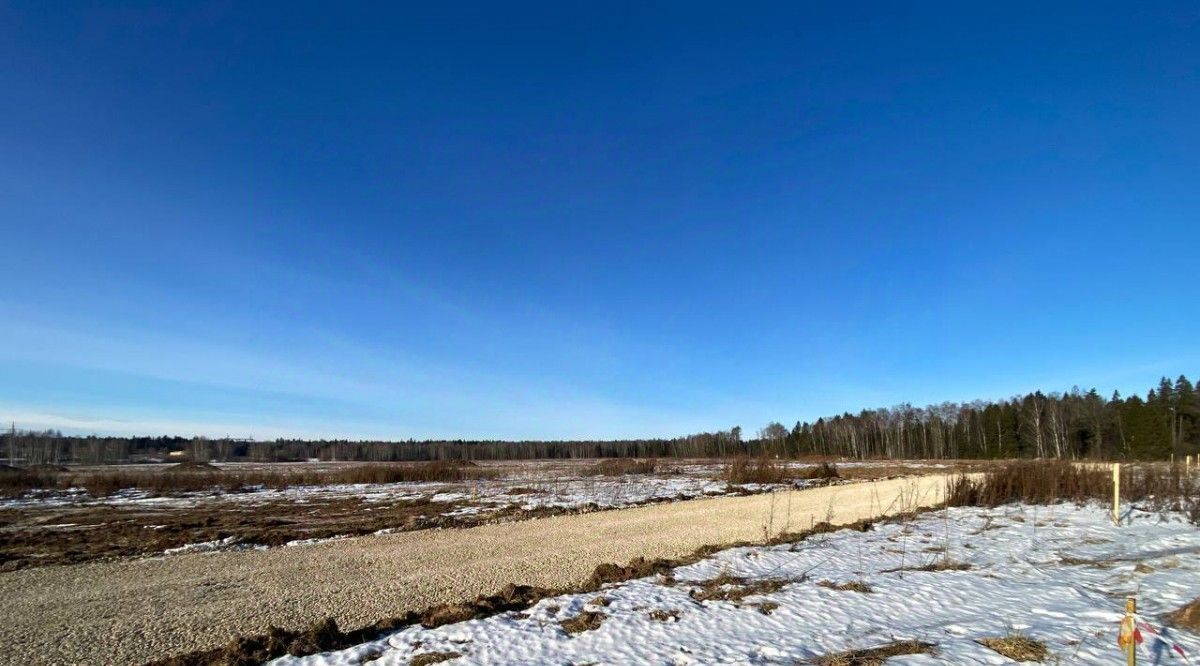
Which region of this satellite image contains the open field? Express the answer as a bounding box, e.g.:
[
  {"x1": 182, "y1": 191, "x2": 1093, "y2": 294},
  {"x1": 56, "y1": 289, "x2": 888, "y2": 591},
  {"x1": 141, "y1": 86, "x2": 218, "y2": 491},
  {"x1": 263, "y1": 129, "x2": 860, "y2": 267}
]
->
[
  {"x1": 0, "y1": 458, "x2": 984, "y2": 569},
  {"x1": 0, "y1": 473, "x2": 957, "y2": 665},
  {"x1": 2, "y1": 460, "x2": 1194, "y2": 665}
]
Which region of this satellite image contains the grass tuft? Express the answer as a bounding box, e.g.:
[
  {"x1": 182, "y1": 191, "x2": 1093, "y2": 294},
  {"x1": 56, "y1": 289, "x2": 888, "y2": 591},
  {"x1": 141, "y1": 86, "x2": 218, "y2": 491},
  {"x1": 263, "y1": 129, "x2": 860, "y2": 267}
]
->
[
  {"x1": 688, "y1": 572, "x2": 791, "y2": 603},
  {"x1": 560, "y1": 610, "x2": 606, "y2": 634},
  {"x1": 977, "y1": 633, "x2": 1048, "y2": 662},
  {"x1": 812, "y1": 640, "x2": 935, "y2": 665},
  {"x1": 409, "y1": 652, "x2": 460, "y2": 666},
  {"x1": 817, "y1": 580, "x2": 873, "y2": 593}
]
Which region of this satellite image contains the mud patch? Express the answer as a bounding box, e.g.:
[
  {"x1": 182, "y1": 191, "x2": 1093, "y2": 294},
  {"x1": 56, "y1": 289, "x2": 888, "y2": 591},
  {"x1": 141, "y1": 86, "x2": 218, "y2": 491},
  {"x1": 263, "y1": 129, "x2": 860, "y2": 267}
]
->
[{"x1": 0, "y1": 497, "x2": 463, "y2": 570}]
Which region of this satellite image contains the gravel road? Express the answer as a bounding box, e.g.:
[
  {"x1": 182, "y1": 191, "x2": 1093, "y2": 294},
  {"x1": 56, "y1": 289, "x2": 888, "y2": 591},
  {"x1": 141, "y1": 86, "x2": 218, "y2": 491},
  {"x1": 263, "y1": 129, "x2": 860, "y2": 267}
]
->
[{"x1": 0, "y1": 474, "x2": 958, "y2": 665}]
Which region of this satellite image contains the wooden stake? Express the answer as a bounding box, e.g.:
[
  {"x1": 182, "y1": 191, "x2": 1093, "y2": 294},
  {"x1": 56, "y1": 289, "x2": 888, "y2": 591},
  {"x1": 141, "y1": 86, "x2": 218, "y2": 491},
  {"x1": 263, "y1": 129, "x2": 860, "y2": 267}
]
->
[
  {"x1": 1124, "y1": 597, "x2": 1137, "y2": 666},
  {"x1": 1112, "y1": 463, "x2": 1120, "y2": 526}
]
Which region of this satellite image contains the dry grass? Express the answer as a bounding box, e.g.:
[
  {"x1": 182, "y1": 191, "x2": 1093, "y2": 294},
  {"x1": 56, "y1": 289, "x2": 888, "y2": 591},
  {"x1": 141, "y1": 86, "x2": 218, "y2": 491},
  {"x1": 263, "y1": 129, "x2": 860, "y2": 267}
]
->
[
  {"x1": 947, "y1": 460, "x2": 1198, "y2": 521},
  {"x1": 0, "y1": 461, "x2": 497, "y2": 498},
  {"x1": 719, "y1": 458, "x2": 841, "y2": 485},
  {"x1": 882, "y1": 557, "x2": 971, "y2": 573},
  {"x1": 409, "y1": 652, "x2": 460, "y2": 665},
  {"x1": 688, "y1": 572, "x2": 791, "y2": 603},
  {"x1": 720, "y1": 457, "x2": 793, "y2": 484},
  {"x1": 419, "y1": 584, "x2": 554, "y2": 629},
  {"x1": 977, "y1": 633, "x2": 1048, "y2": 662},
  {"x1": 799, "y1": 462, "x2": 841, "y2": 480},
  {"x1": 947, "y1": 461, "x2": 1112, "y2": 506},
  {"x1": 817, "y1": 580, "x2": 873, "y2": 593},
  {"x1": 1168, "y1": 597, "x2": 1200, "y2": 632},
  {"x1": 585, "y1": 557, "x2": 677, "y2": 588},
  {"x1": 585, "y1": 459, "x2": 657, "y2": 476},
  {"x1": 812, "y1": 640, "x2": 935, "y2": 665},
  {"x1": 559, "y1": 610, "x2": 606, "y2": 634}
]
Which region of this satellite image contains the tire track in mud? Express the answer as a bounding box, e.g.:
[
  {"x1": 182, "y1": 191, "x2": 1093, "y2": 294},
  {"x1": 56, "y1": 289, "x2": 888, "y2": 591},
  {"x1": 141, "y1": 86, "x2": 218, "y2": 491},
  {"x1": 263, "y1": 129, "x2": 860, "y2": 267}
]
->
[{"x1": 0, "y1": 474, "x2": 962, "y2": 665}]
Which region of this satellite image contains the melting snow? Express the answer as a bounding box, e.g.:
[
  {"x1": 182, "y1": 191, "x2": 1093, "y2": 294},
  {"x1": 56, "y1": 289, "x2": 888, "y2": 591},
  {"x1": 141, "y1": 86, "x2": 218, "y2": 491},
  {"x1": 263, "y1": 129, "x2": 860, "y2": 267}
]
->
[{"x1": 272, "y1": 503, "x2": 1200, "y2": 665}]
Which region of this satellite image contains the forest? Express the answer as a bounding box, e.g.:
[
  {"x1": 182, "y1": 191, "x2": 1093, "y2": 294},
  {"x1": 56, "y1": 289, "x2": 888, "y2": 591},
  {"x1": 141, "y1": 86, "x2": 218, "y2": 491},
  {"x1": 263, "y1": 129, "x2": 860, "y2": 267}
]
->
[{"x1": 3, "y1": 376, "x2": 1197, "y2": 465}]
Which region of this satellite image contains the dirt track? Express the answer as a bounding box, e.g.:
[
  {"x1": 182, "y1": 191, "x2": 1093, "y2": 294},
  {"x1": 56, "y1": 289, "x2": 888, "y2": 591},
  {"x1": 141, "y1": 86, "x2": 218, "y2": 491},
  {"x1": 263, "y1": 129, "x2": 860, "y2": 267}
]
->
[{"x1": 0, "y1": 474, "x2": 958, "y2": 665}]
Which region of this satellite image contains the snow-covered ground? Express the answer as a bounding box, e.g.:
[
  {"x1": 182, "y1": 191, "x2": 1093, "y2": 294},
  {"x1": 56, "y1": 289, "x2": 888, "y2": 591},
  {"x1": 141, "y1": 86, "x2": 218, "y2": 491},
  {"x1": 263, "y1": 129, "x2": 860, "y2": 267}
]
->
[{"x1": 273, "y1": 503, "x2": 1200, "y2": 665}]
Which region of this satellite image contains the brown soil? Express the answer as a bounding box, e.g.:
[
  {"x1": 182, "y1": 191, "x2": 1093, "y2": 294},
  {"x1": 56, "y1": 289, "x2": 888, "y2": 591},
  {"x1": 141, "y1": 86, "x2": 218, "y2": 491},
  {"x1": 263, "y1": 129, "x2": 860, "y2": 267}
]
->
[
  {"x1": 0, "y1": 493, "x2": 644, "y2": 570},
  {"x1": 0, "y1": 497, "x2": 463, "y2": 570},
  {"x1": 0, "y1": 461, "x2": 499, "y2": 499}
]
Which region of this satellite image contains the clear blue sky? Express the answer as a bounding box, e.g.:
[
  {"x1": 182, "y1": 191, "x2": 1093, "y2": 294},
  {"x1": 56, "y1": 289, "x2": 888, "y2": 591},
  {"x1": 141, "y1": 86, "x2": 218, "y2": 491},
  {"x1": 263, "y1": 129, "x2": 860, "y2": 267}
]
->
[{"x1": 1, "y1": 3, "x2": 1197, "y2": 440}]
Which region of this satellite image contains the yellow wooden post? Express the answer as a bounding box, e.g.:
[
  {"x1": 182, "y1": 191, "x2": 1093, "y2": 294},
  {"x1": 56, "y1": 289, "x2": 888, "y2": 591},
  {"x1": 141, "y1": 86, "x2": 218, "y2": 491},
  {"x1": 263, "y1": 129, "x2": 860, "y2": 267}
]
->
[
  {"x1": 1124, "y1": 597, "x2": 1137, "y2": 666},
  {"x1": 1112, "y1": 463, "x2": 1120, "y2": 526}
]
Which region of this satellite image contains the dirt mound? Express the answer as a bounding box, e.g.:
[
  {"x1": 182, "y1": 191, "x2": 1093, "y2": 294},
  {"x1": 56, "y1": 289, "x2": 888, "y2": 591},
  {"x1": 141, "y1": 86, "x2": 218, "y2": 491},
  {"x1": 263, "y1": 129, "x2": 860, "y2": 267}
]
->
[
  {"x1": 149, "y1": 618, "x2": 345, "y2": 666},
  {"x1": 421, "y1": 583, "x2": 555, "y2": 628},
  {"x1": 585, "y1": 556, "x2": 677, "y2": 588},
  {"x1": 1169, "y1": 597, "x2": 1200, "y2": 631}
]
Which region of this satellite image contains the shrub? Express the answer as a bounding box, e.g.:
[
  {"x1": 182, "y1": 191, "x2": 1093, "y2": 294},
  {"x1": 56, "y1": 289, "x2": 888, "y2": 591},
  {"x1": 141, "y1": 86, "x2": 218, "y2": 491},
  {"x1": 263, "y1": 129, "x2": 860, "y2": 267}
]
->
[
  {"x1": 720, "y1": 457, "x2": 793, "y2": 484},
  {"x1": 947, "y1": 460, "x2": 1198, "y2": 520}
]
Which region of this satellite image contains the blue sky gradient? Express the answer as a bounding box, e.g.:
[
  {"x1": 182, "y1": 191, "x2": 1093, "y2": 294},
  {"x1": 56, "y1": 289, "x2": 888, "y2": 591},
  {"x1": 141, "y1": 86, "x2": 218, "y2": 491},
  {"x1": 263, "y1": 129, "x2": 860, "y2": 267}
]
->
[{"x1": 2, "y1": 2, "x2": 1198, "y2": 439}]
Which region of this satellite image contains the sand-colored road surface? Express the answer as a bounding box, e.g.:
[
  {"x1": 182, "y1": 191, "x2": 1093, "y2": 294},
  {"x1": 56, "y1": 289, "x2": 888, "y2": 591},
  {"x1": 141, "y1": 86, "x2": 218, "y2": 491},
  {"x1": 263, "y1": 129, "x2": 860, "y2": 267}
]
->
[{"x1": 0, "y1": 475, "x2": 960, "y2": 665}]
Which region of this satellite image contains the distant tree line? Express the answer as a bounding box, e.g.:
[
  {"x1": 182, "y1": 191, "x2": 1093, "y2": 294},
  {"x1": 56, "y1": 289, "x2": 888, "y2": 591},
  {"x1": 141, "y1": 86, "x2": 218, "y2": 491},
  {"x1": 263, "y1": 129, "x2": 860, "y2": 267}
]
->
[{"x1": 3, "y1": 376, "x2": 1197, "y2": 465}]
